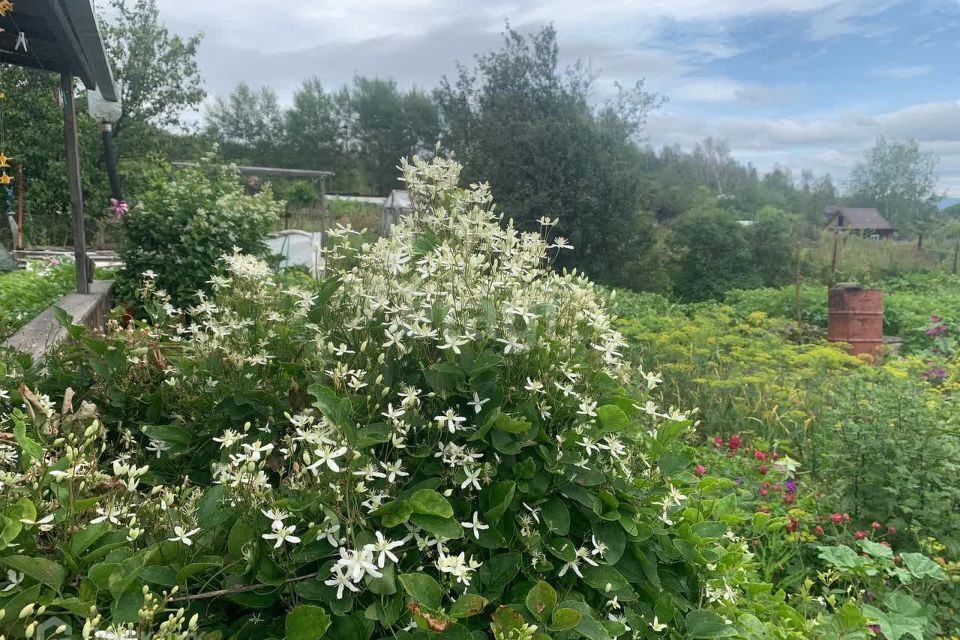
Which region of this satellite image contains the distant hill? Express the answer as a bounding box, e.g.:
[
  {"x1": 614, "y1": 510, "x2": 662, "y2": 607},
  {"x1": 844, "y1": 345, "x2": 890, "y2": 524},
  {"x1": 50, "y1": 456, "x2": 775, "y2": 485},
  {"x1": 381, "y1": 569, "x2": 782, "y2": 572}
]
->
[{"x1": 940, "y1": 198, "x2": 960, "y2": 210}]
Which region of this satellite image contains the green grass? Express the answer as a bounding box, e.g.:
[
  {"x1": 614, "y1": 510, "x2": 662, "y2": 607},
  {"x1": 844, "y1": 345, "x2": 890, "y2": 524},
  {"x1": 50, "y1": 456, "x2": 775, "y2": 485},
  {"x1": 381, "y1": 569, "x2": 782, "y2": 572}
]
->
[
  {"x1": 0, "y1": 262, "x2": 75, "y2": 338},
  {"x1": 0, "y1": 263, "x2": 117, "y2": 339}
]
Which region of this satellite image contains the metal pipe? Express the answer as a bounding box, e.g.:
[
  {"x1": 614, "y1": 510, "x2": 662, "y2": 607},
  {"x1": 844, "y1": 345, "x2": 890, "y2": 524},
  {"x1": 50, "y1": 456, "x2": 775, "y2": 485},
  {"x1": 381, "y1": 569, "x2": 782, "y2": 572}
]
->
[
  {"x1": 62, "y1": 72, "x2": 89, "y2": 294},
  {"x1": 100, "y1": 123, "x2": 123, "y2": 201}
]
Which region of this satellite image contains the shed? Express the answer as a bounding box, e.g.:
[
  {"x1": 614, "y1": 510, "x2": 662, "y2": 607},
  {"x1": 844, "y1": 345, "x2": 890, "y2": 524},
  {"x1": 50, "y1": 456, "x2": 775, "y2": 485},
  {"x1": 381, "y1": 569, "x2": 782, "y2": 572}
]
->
[
  {"x1": 380, "y1": 189, "x2": 413, "y2": 236},
  {"x1": 824, "y1": 206, "x2": 895, "y2": 239},
  {"x1": 0, "y1": 0, "x2": 120, "y2": 293}
]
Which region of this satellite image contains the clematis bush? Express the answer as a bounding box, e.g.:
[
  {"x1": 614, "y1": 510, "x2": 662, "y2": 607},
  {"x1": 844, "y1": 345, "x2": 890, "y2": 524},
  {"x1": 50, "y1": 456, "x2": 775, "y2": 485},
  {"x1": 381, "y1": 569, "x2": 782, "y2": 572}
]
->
[{"x1": 0, "y1": 155, "x2": 837, "y2": 639}]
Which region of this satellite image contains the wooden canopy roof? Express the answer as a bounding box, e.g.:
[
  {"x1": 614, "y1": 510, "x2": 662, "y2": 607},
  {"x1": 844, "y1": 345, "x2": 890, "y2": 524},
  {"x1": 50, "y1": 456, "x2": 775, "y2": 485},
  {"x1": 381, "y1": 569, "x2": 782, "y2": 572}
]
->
[{"x1": 0, "y1": 0, "x2": 117, "y2": 101}]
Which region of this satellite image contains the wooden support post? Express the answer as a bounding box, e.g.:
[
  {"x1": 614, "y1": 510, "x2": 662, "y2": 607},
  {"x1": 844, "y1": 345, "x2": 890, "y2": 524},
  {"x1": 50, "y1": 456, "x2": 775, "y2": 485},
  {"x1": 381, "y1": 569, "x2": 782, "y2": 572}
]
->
[{"x1": 62, "y1": 72, "x2": 89, "y2": 294}]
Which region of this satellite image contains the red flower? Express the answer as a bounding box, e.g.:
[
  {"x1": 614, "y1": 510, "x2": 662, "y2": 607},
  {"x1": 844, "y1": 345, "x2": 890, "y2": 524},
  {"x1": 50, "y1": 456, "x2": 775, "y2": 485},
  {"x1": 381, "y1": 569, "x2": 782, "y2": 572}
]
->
[
  {"x1": 855, "y1": 530, "x2": 867, "y2": 540},
  {"x1": 787, "y1": 518, "x2": 799, "y2": 532},
  {"x1": 695, "y1": 464, "x2": 707, "y2": 477},
  {"x1": 830, "y1": 513, "x2": 843, "y2": 524},
  {"x1": 713, "y1": 436, "x2": 724, "y2": 447},
  {"x1": 759, "y1": 464, "x2": 768, "y2": 475},
  {"x1": 871, "y1": 522, "x2": 882, "y2": 530},
  {"x1": 814, "y1": 525, "x2": 825, "y2": 536},
  {"x1": 887, "y1": 526, "x2": 897, "y2": 535},
  {"x1": 759, "y1": 488, "x2": 768, "y2": 497},
  {"x1": 728, "y1": 435, "x2": 742, "y2": 451},
  {"x1": 881, "y1": 541, "x2": 891, "y2": 548},
  {"x1": 754, "y1": 450, "x2": 767, "y2": 461}
]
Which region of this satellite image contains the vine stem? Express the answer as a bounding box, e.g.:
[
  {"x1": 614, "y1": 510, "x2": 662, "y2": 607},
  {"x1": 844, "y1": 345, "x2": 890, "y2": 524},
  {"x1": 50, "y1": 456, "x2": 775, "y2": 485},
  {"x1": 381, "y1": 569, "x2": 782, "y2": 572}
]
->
[{"x1": 169, "y1": 571, "x2": 319, "y2": 602}]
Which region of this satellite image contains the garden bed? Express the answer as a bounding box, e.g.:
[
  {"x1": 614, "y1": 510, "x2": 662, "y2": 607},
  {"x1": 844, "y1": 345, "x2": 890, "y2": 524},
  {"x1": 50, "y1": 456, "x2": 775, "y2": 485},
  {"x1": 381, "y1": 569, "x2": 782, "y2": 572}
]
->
[{"x1": 0, "y1": 260, "x2": 76, "y2": 339}]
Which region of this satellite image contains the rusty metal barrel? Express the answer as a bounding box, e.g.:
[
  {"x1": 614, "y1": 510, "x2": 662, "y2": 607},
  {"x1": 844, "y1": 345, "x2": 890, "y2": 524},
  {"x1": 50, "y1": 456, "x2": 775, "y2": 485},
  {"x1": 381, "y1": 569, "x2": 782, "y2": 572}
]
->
[{"x1": 827, "y1": 284, "x2": 884, "y2": 358}]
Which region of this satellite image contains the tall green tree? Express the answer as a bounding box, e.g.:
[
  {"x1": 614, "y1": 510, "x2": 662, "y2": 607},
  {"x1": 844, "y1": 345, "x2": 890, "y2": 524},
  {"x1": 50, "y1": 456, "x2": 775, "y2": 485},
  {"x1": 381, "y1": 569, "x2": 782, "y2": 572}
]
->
[
  {"x1": 283, "y1": 78, "x2": 348, "y2": 171},
  {"x1": 205, "y1": 83, "x2": 285, "y2": 163},
  {"x1": 435, "y1": 25, "x2": 662, "y2": 288},
  {"x1": 0, "y1": 67, "x2": 107, "y2": 245},
  {"x1": 101, "y1": 0, "x2": 205, "y2": 149},
  {"x1": 351, "y1": 77, "x2": 439, "y2": 195},
  {"x1": 849, "y1": 138, "x2": 940, "y2": 241}
]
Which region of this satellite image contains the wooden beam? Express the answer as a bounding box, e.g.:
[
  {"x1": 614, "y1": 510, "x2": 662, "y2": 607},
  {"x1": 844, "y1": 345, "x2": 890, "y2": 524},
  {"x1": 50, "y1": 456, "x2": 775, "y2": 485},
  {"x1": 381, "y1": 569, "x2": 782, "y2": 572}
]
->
[
  {"x1": 45, "y1": 0, "x2": 96, "y2": 88},
  {"x1": 172, "y1": 162, "x2": 335, "y2": 179},
  {"x1": 62, "y1": 72, "x2": 89, "y2": 294}
]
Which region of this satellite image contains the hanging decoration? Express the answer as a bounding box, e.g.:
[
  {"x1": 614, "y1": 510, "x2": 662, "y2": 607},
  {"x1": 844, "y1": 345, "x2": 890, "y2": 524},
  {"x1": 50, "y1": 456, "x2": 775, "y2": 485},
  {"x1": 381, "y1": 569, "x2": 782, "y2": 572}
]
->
[{"x1": 0, "y1": 90, "x2": 10, "y2": 187}]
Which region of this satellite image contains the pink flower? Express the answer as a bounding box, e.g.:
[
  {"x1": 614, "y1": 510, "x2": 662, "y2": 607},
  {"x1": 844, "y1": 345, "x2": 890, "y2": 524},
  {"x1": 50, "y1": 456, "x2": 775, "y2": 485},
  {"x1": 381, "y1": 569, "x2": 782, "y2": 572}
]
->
[
  {"x1": 694, "y1": 464, "x2": 707, "y2": 477},
  {"x1": 871, "y1": 522, "x2": 882, "y2": 530},
  {"x1": 712, "y1": 436, "x2": 724, "y2": 447},
  {"x1": 855, "y1": 530, "x2": 867, "y2": 540},
  {"x1": 759, "y1": 464, "x2": 768, "y2": 475},
  {"x1": 759, "y1": 488, "x2": 768, "y2": 497},
  {"x1": 754, "y1": 450, "x2": 767, "y2": 461},
  {"x1": 887, "y1": 526, "x2": 897, "y2": 535},
  {"x1": 727, "y1": 435, "x2": 742, "y2": 451},
  {"x1": 111, "y1": 198, "x2": 129, "y2": 223},
  {"x1": 814, "y1": 525, "x2": 825, "y2": 536},
  {"x1": 830, "y1": 513, "x2": 843, "y2": 524}
]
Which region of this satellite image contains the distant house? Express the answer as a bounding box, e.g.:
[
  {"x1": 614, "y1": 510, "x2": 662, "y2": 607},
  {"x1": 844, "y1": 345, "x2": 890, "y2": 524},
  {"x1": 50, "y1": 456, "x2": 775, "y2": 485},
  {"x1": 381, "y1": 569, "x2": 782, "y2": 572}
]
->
[
  {"x1": 824, "y1": 206, "x2": 895, "y2": 239},
  {"x1": 380, "y1": 190, "x2": 413, "y2": 236}
]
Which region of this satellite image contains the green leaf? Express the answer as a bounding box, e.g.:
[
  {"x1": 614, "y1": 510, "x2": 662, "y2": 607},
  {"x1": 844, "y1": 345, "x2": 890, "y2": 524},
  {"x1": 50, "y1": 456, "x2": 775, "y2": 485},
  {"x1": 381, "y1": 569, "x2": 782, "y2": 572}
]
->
[
  {"x1": 308, "y1": 384, "x2": 352, "y2": 428},
  {"x1": 479, "y1": 552, "x2": 521, "y2": 598},
  {"x1": 494, "y1": 413, "x2": 531, "y2": 434},
  {"x1": 491, "y1": 606, "x2": 527, "y2": 636},
  {"x1": 0, "y1": 555, "x2": 66, "y2": 592},
  {"x1": 372, "y1": 500, "x2": 414, "y2": 528},
  {"x1": 545, "y1": 537, "x2": 576, "y2": 563},
  {"x1": 525, "y1": 581, "x2": 557, "y2": 622},
  {"x1": 863, "y1": 593, "x2": 928, "y2": 640},
  {"x1": 12, "y1": 421, "x2": 43, "y2": 463},
  {"x1": 481, "y1": 481, "x2": 516, "y2": 521},
  {"x1": 556, "y1": 600, "x2": 611, "y2": 640},
  {"x1": 596, "y1": 405, "x2": 629, "y2": 434},
  {"x1": 900, "y1": 552, "x2": 947, "y2": 581},
  {"x1": 141, "y1": 424, "x2": 191, "y2": 448},
  {"x1": 409, "y1": 513, "x2": 464, "y2": 539},
  {"x1": 408, "y1": 490, "x2": 454, "y2": 518},
  {"x1": 69, "y1": 522, "x2": 111, "y2": 557},
  {"x1": 685, "y1": 610, "x2": 739, "y2": 638},
  {"x1": 450, "y1": 594, "x2": 488, "y2": 619},
  {"x1": 286, "y1": 604, "x2": 332, "y2": 640},
  {"x1": 657, "y1": 449, "x2": 692, "y2": 476},
  {"x1": 581, "y1": 564, "x2": 636, "y2": 600},
  {"x1": 858, "y1": 539, "x2": 893, "y2": 560},
  {"x1": 197, "y1": 485, "x2": 233, "y2": 529},
  {"x1": 540, "y1": 498, "x2": 570, "y2": 536},
  {"x1": 549, "y1": 607, "x2": 582, "y2": 632},
  {"x1": 398, "y1": 573, "x2": 443, "y2": 611},
  {"x1": 817, "y1": 544, "x2": 864, "y2": 570}
]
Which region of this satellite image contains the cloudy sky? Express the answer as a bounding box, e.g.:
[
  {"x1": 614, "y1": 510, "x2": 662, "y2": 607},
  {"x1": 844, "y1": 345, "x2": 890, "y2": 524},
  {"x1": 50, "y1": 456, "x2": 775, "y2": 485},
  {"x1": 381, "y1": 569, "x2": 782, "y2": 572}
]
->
[{"x1": 141, "y1": 0, "x2": 960, "y2": 195}]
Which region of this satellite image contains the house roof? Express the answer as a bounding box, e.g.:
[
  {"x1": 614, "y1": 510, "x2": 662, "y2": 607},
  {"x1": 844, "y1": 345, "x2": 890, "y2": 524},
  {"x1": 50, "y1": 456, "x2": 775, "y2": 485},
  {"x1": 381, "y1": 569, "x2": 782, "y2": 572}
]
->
[
  {"x1": 0, "y1": 0, "x2": 118, "y2": 101},
  {"x1": 824, "y1": 206, "x2": 895, "y2": 231}
]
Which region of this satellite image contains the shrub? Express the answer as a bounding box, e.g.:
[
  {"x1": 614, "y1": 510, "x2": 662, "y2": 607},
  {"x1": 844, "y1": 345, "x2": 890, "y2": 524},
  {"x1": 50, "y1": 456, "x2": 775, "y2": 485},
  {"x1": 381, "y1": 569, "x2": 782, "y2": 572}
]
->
[
  {"x1": 0, "y1": 155, "x2": 823, "y2": 638},
  {"x1": 116, "y1": 152, "x2": 281, "y2": 308},
  {"x1": 609, "y1": 289, "x2": 863, "y2": 444}
]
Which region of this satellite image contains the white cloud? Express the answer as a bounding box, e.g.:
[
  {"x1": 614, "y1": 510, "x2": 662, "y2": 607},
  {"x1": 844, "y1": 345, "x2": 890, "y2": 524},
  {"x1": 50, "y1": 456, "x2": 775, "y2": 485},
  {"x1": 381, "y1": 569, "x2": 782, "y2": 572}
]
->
[
  {"x1": 871, "y1": 65, "x2": 933, "y2": 79},
  {"x1": 671, "y1": 77, "x2": 803, "y2": 104},
  {"x1": 647, "y1": 101, "x2": 960, "y2": 194}
]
